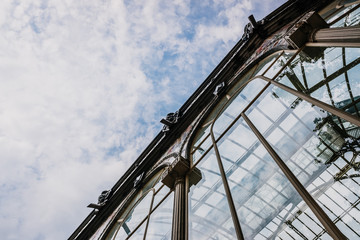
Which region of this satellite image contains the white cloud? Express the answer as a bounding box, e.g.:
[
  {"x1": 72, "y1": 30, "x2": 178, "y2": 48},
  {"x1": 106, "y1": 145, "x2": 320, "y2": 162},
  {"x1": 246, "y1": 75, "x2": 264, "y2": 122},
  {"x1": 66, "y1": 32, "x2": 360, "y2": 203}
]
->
[{"x1": 0, "y1": 0, "x2": 286, "y2": 239}]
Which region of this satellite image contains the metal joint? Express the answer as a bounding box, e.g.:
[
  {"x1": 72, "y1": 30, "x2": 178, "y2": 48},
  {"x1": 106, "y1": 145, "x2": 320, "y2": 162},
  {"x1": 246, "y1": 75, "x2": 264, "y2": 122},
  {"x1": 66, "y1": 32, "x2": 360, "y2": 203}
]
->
[
  {"x1": 161, "y1": 156, "x2": 202, "y2": 190},
  {"x1": 161, "y1": 156, "x2": 189, "y2": 189},
  {"x1": 133, "y1": 172, "x2": 145, "y2": 189},
  {"x1": 285, "y1": 11, "x2": 329, "y2": 49},
  {"x1": 213, "y1": 82, "x2": 226, "y2": 96}
]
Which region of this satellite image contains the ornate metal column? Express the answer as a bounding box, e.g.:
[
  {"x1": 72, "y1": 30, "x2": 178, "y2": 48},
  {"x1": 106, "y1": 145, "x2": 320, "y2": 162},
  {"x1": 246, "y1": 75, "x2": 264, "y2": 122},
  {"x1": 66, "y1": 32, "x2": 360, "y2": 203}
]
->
[
  {"x1": 171, "y1": 176, "x2": 186, "y2": 240},
  {"x1": 161, "y1": 156, "x2": 201, "y2": 240}
]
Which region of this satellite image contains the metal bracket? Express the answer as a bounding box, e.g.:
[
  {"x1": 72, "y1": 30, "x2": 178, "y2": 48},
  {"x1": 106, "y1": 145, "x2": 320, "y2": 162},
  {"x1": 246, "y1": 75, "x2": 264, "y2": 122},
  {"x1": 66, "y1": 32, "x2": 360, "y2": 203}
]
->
[
  {"x1": 161, "y1": 156, "x2": 189, "y2": 188},
  {"x1": 285, "y1": 11, "x2": 329, "y2": 49},
  {"x1": 161, "y1": 156, "x2": 202, "y2": 189}
]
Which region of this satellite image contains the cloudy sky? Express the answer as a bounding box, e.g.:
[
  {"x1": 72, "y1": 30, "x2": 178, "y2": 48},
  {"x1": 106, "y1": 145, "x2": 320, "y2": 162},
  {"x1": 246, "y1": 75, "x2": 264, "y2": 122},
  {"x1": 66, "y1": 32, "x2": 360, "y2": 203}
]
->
[{"x1": 0, "y1": 0, "x2": 286, "y2": 239}]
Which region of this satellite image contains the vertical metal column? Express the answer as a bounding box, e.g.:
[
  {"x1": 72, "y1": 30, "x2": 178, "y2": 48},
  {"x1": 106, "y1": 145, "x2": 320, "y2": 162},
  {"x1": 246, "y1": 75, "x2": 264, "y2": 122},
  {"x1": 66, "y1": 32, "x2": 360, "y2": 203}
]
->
[
  {"x1": 241, "y1": 113, "x2": 347, "y2": 240},
  {"x1": 172, "y1": 176, "x2": 186, "y2": 240},
  {"x1": 161, "y1": 156, "x2": 201, "y2": 240}
]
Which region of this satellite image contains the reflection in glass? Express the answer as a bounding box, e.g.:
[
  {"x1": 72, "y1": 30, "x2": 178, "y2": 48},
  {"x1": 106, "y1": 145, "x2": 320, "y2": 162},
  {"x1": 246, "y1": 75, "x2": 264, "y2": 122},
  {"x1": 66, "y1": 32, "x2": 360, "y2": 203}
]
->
[
  {"x1": 192, "y1": 52, "x2": 282, "y2": 164},
  {"x1": 145, "y1": 192, "x2": 173, "y2": 240},
  {"x1": 331, "y1": 4, "x2": 360, "y2": 27},
  {"x1": 263, "y1": 52, "x2": 295, "y2": 79},
  {"x1": 189, "y1": 149, "x2": 237, "y2": 239},
  {"x1": 321, "y1": 2, "x2": 360, "y2": 26},
  {"x1": 216, "y1": 115, "x2": 327, "y2": 239},
  {"x1": 113, "y1": 190, "x2": 154, "y2": 239},
  {"x1": 106, "y1": 171, "x2": 169, "y2": 240},
  {"x1": 246, "y1": 82, "x2": 360, "y2": 239},
  {"x1": 275, "y1": 47, "x2": 360, "y2": 122}
]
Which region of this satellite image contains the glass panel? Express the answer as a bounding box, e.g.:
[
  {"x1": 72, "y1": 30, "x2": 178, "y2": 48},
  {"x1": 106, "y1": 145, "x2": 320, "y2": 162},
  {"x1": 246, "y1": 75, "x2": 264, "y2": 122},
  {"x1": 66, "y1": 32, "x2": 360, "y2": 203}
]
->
[
  {"x1": 189, "y1": 149, "x2": 237, "y2": 240},
  {"x1": 113, "y1": 190, "x2": 154, "y2": 239},
  {"x1": 106, "y1": 170, "x2": 167, "y2": 240},
  {"x1": 192, "y1": 51, "x2": 284, "y2": 164},
  {"x1": 331, "y1": 4, "x2": 360, "y2": 27},
  {"x1": 214, "y1": 112, "x2": 328, "y2": 239},
  {"x1": 191, "y1": 71, "x2": 255, "y2": 165},
  {"x1": 152, "y1": 184, "x2": 169, "y2": 208},
  {"x1": 320, "y1": 1, "x2": 360, "y2": 25},
  {"x1": 275, "y1": 47, "x2": 360, "y2": 118},
  {"x1": 192, "y1": 130, "x2": 212, "y2": 164},
  {"x1": 125, "y1": 191, "x2": 173, "y2": 240},
  {"x1": 127, "y1": 221, "x2": 147, "y2": 240},
  {"x1": 264, "y1": 51, "x2": 295, "y2": 79},
  {"x1": 145, "y1": 191, "x2": 173, "y2": 240},
  {"x1": 212, "y1": 78, "x2": 267, "y2": 139},
  {"x1": 276, "y1": 51, "x2": 322, "y2": 90},
  {"x1": 252, "y1": 51, "x2": 283, "y2": 77},
  {"x1": 246, "y1": 82, "x2": 360, "y2": 239}
]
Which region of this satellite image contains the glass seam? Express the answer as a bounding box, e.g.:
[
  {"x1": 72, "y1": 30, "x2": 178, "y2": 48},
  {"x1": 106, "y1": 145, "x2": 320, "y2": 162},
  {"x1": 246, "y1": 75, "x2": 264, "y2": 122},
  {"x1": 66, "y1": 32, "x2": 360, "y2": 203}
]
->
[
  {"x1": 257, "y1": 75, "x2": 360, "y2": 127},
  {"x1": 328, "y1": 4, "x2": 360, "y2": 26},
  {"x1": 210, "y1": 126, "x2": 245, "y2": 240},
  {"x1": 241, "y1": 112, "x2": 347, "y2": 240}
]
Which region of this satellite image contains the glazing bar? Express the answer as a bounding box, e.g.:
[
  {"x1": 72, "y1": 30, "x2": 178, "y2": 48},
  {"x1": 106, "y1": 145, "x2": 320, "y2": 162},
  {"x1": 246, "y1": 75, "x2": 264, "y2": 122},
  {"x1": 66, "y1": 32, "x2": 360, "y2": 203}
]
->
[
  {"x1": 241, "y1": 112, "x2": 347, "y2": 240},
  {"x1": 210, "y1": 131, "x2": 245, "y2": 240},
  {"x1": 258, "y1": 76, "x2": 360, "y2": 127}
]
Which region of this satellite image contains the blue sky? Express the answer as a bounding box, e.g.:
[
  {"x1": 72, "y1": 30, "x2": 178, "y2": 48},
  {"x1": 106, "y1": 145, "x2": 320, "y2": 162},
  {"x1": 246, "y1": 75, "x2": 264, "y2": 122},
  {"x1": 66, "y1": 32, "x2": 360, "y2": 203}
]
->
[{"x1": 0, "y1": 0, "x2": 286, "y2": 239}]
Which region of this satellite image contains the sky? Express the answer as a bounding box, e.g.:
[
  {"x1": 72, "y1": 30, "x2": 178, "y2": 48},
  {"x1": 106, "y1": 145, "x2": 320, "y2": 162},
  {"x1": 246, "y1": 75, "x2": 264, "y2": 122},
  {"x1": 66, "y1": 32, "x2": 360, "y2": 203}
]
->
[{"x1": 0, "y1": 0, "x2": 286, "y2": 239}]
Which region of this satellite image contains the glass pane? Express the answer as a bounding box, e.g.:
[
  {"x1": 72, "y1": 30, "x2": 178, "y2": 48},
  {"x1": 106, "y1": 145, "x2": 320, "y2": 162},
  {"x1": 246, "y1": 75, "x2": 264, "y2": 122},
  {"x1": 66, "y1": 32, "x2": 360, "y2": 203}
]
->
[
  {"x1": 192, "y1": 69, "x2": 254, "y2": 161},
  {"x1": 276, "y1": 51, "x2": 322, "y2": 90},
  {"x1": 189, "y1": 149, "x2": 237, "y2": 240},
  {"x1": 152, "y1": 184, "x2": 169, "y2": 208},
  {"x1": 127, "y1": 221, "x2": 147, "y2": 240},
  {"x1": 216, "y1": 113, "x2": 328, "y2": 239},
  {"x1": 192, "y1": 52, "x2": 283, "y2": 164},
  {"x1": 264, "y1": 51, "x2": 295, "y2": 79},
  {"x1": 331, "y1": 4, "x2": 360, "y2": 27},
  {"x1": 145, "y1": 191, "x2": 173, "y2": 240},
  {"x1": 113, "y1": 190, "x2": 154, "y2": 239},
  {"x1": 246, "y1": 82, "x2": 360, "y2": 239},
  {"x1": 275, "y1": 47, "x2": 360, "y2": 118},
  {"x1": 212, "y1": 78, "x2": 267, "y2": 139},
  {"x1": 106, "y1": 171, "x2": 165, "y2": 240},
  {"x1": 192, "y1": 131, "x2": 212, "y2": 164},
  {"x1": 252, "y1": 51, "x2": 282, "y2": 77}
]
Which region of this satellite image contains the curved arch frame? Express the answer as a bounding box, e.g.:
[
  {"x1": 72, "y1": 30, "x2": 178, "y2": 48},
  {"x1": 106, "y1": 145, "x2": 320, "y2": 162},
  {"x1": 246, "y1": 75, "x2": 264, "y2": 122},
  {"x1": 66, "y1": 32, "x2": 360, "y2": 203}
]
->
[
  {"x1": 100, "y1": 163, "x2": 172, "y2": 240},
  {"x1": 187, "y1": 40, "x2": 360, "y2": 238}
]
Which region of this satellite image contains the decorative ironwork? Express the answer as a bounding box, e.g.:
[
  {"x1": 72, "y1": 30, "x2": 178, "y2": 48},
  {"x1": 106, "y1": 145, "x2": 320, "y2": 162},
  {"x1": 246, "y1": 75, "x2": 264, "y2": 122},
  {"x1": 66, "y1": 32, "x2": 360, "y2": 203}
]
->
[
  {"x1": 87, "y1": 190, "x2": 113, "y2": 210},
  {"x1": 161, "y1": 111, "x2": 181, "y2": 132},
  {"x1": 98, "y1": 190, "x2": 112, "y2": 204},
  {"x1": 285, "y1": 11, "x2": 329, "y2": 49}
]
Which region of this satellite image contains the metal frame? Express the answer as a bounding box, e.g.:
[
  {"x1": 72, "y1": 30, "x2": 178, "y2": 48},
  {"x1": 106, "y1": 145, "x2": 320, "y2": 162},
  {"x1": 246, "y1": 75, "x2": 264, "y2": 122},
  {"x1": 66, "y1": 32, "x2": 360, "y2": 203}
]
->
[
  {"x1": 257, "y1": 75, "x2": 360, "y2": 127},
  {"x1": 241, "y1": 113, "x2": 347, "y2": 240},
  {"x1": 71, "y1": 2, "x2": 360, "y2": 239},
  {"x1": 100, "y1": 166, "x2": 171, "y2": 240},
  {"x1": 189, "y1": 12, "x2": 360, "y2": 238}
]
